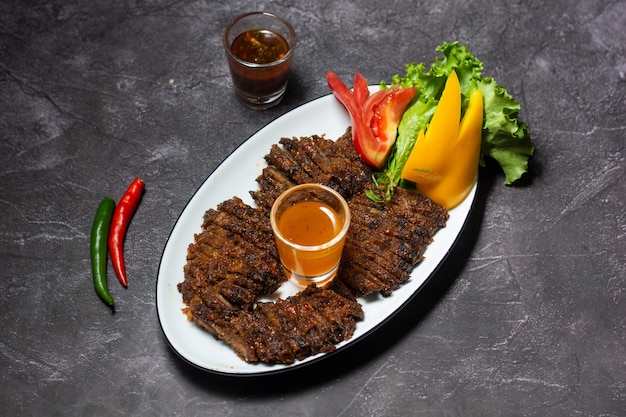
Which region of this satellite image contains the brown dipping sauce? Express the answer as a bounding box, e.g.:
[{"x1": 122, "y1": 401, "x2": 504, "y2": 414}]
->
[{"x1": 230, "y1": 29, "x2": 289, "y2": 64}]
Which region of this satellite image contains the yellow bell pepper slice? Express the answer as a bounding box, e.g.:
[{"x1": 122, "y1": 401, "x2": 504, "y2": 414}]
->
[
  {"x1": 400, "y1": 70, "x2": 483, "y2": 209},
  {"x1": 401, "y1": 70, "x2": 461, "y2": 185},
  {"x1": 445, "y1": 88, "x2": 483, "y2": 208}
]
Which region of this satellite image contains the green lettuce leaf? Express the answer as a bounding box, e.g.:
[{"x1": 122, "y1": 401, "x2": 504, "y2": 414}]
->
[{"x1": 383, "y1": 41, "x2": 534, "y2": 186}]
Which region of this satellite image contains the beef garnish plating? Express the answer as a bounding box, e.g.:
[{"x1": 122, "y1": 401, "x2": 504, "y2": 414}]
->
[{"x1": 177, "y1": 129, "x2": 448, "y2": 364}]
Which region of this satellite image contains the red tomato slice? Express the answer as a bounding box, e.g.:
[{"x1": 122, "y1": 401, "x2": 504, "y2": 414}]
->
[
  {"x1": 370, "y1": 87, "x2": 417, "y2": 149},
  {"x1": 326, "y1": 71, "x2": 416, "y2": 170},
  {"x1": 326, "y1": 71, "x2": 380, "y2": 168},
  {"x1": 326, "y1": 71, "x2": 361, "y2": 119},
  {"x1": 351, "y1": 117, "x2": 383, "y2": 168},
  {"x1": 353, "y1": 72, "x2": 370, "y2": 108},
  {"x1": 363, "y1": 90, "x2": 391, "y2": 128}
]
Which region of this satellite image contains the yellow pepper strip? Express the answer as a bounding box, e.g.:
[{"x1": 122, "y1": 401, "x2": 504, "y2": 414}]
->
[
  {"x1": 400, "y1": 71, "x2": 483, "y2": 209},
  {"x1": 401, "y1": 70, "x2": 461, "y2": 186},
  {"x1": 446, "y1": 88, "x2": 483, "y2": 208}
]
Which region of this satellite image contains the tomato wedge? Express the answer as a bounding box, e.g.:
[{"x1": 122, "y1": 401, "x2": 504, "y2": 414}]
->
[
  {"x1": 326, "y1": 71, "x2": 379, "y2": 168},
  {"x1": 325, "y1": 71, "x2": 362, "y2": 123},
  {"x1": 362, "y1": 89, "x2": 389, "y2": 123},
  {"x1": 326, "y1": 71, "x2": 416, "y2": 170},
  {"x1": 369, "y1": 88, "x2": 416, "y2": 148},
  {"x1": 353, "y1": 72, "x2": 370, "y2": 108}
]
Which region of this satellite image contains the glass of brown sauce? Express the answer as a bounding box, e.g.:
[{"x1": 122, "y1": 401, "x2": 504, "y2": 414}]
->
[{"x1": 223, "y1": 12, "x2": 297, "y2": 110}]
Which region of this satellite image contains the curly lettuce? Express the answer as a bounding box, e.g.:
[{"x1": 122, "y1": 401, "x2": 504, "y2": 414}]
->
[{"x1": 383, "y1": 41, "x2": 534, "y2": 187}]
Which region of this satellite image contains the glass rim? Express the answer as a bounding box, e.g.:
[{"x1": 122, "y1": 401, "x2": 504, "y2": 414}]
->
[
  {"x1": 270, "y1": 183, "x2": 351, "y2": 251},
  {"x1": 223, "y1": 11, "x2": 297, "y2": 68}
]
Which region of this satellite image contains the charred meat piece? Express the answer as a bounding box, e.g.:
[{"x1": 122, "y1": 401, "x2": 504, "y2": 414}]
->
[
  {"x1": 179, "y1": 196, "x2": 286, "y2": 327},
  {"x1": 182, "y1": 290, "x2": 258, "y2": 363},
  {"x1": 250, "y1": 132, "x2": 374, "y2": 210},
  {"x1": 296, "y1": 136, "x2": 335, "y2": 175},
  {"x1": 338, "y1": 187, "x2": 448, "y2": 297},
  {"x1": 185, "y1": 219, "x2": 285, "y2": 301},
  {"x1": 250, "y1": 165, "x2": 295, "y2": 211},
  {"x1": 311, "y1": 129, "x2": 374, "y2": 199},
  {"x1": 265, "y1": 143, "x2": 314, "y2": 186},
  {"x1": 215, "y1": 286, "x2": 364, "y2": 364},
  {"x1": 207, "y1": 197, "x2": 279, "y2": 258},
  {"x1": 278, "y1": 137, "x2": 333, "y2": 184}
]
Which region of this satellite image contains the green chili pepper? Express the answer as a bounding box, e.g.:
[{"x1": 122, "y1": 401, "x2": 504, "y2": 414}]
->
[{"x1": 91, "y1": 196, "x2": 115, "y2": 306}]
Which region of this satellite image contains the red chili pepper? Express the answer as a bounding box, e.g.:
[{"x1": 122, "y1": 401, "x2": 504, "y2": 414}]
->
[{"x1": 108, "y1": 177, "x2": 145, "y2": 288}]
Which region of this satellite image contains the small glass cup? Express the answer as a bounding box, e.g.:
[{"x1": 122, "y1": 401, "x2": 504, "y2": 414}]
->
[
  {"x1": 223, "y1": 12, "x2": 297, "y2": 110},
  {"x1": 270, "y1": 184, "x2": 351, "y2": 287}
]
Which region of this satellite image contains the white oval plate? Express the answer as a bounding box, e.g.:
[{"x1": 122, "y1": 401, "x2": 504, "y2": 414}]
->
[{"x1": 156, "y1": 87, "x2": 477, "y2": 376}]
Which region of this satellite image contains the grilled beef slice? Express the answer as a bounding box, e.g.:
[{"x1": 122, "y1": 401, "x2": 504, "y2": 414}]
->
[
  {"x1": 178, "y1": 128, "x2": 448, "y2": 364},
  {"x1": 251, "y1": 130, "x2": 373, "y2": 210},
  {"x1": 231, "y1": 286, "x2": 364, "y2": 364},
  {"x1": 337, "y1": 188, "x2": 448, "y2": 297}
]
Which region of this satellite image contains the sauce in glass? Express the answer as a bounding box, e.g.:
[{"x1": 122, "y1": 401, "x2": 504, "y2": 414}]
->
[
  {"x1": 274, "y1": 200, "x2": 347, "y2": 284},
  {"x1": 223, "y1": 12, "x2": 296, "y2": 109},
  {"x1": 270, "y1": 184, "x2": 350, "y2": 287},
  {"x1": 277, "y1": 201, "x2": 341, "y2": 246},
  {"x1": 231, "y1": 29, "x2": 289, "y2": 64}
]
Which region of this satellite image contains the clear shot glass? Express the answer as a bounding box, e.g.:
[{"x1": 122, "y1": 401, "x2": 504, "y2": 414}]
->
[
  {"x1": 270, "y1": 184, "x2": 351, "y2": 287},
  {"x1": 223, "y1": 12, "x2": 297, "y2": 110}
]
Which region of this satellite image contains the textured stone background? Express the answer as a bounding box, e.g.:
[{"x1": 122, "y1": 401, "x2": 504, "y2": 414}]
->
[{"x1": 1, "y1": 0, "x2": 624, "y2": 416}]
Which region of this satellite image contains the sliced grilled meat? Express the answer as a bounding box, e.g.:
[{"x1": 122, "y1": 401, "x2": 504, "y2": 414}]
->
[
  {"x1": 310, "y1": 130, "x2": 375, "y2": 199},
  {"x1": 250, "y1": 165, "x2": 295, "y2": 211},
  {"x1": 279, "y1": 137, "x2": 332, "y2": 184},
  {"x1": 178, "y1": 128, "x2": 448, "y2": 365},
  {"x1": 216, "y1": 286, "x2": 364, "y2": 364},
  {"x1": 265, "y1": 143, "x2": 314, "y2": 185},
  {"x1": 206, "y1": 197, "x2": 278, "y2": 258}
]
